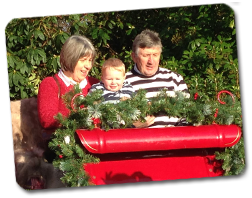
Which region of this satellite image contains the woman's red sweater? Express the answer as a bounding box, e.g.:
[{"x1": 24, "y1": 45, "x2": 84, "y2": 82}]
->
[{"x1": 37, "y1": 74, "x2": 99, "y2": 130}]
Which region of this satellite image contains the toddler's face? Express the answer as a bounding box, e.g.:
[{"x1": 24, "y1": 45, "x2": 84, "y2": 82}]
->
[{"x1": 101, "y1": 68, "x2": 125, "y2": 92}]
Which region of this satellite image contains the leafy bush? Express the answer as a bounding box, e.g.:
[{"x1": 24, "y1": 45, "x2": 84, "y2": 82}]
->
[{"x1": 6, "y1": 4, "x2": 239, "y2": 100}]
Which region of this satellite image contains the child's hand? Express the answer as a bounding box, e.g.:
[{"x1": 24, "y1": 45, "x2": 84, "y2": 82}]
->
[
  {"x1": 133, "y1": 115, "x2": 155, "y2": 128},
  {"x1": 93, "y1": 100, "x2": 101, "y2": 105},
  {"x1": 120, "y1": 96, "x2": 130, "y2": 101}
]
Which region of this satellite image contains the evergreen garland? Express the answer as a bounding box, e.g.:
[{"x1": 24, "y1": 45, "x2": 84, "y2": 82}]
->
[
  {"x1": 215, "y1": 137, "x2": 245, "y2": 176},
  {"x1": 48, "y1": 85, "x2": 244, "y2": 187}
]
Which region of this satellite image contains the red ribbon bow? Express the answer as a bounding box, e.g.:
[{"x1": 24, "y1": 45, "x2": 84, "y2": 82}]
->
[
  {"x1": 92, "y1": 118, "x2": 101, "y2": 125},
  {"x1": 194, "y1": 92, "x2": 198, "y2": 100}
]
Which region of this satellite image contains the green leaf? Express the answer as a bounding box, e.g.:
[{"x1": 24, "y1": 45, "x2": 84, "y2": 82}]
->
[
  {"x1": 181, "y1": 60, "x2": 188, "y2": 64},
  {"x1": 8, "y1": 35, "x2": 17, "y2": 42},
  {"x1": 56, "y1": 56, "x2": 61, "y2": 68},
  {"x1": 184, "y1": 17, "x2": 191, "y2": 22},
  {"x1": 60, "y1": 34, "x2": 66, "y2": 44},
  {"x1": 51, "y1": 16, "x2": 58, "y2": 24},
  {"x1": 16, "y1": 62, "x2": 23, "y2": 70},
  {"x1": 72, "y1": 14, "x2": 80, "y2": 21},
  {"x1": 195, "y1": 39, "x2": 201, "y2": 47},
  {"x1": 27, "y1": 49, "x2": 35, "y2": 65},
  {"x1": 7, "y1": 55, "x2": 15, "y2": 68},
  {"x1": 190, "y1": 41, "x2": 195, "y2": 49},
  {"x1": 52, "y1": 57, "x2": 58, "y2": 71},
  {"x1": 17, "y1": 23, "x2": 24, "y2": 36},
  {"x1": 232, "y1": 29, "x2": 236, "y2": 35},
  {"x1": 110, "y1": 20, "x2": 115, "y2": 25},
  {"x1": 15, "y1": 86, "x2": 20, "y2": 92},
  {"x1": 108, "y1": 22, "x2": 113, "y2": 29},
  {"x1": 8, "y1": 72, "x2": 13, "y2": 87},
  {"x1": 216, "y1": 54, "x2": 223, "y2": 59},
  {"x1": 33, "y1": 30, "x2": 39, "y2": 39},
  {"x1": 97, "y1": 42, "x2": 101, "y2": 47},
  {"x1": 119, "y1": 22, "x2": 123, "y2": 29},
  {"x1": 26, "y1": 30, "x2": 33, "y2": 42},
  {"x1": 102, "y1": 38, "x2": 107, "y2": 45},
  {"x1": 12, "y1": 72, "x2": 20, "y2": 86},
  {"x1": 103, "y1": 32, "x2": 110, "y2": 40},
  {"x1": 229, "y1": 20, "x2": 234, "y2": 28},
  {"x1": 199, "y1": 5, "x2": 204, "y2": 12},
  {"x1": 98, "y1": 28, "x2": 104, "y2": 37},
  {"x1": 55, "y1": 34, "x2": 61, "y2": 48},
  {"x1": 7, "y1": 42, "x2": 14, "y2": 48},
  {"x1": 28, "y1": 73, "x2": 36, "y2": 81},
  {"x1": 74, "y1": 23, "x2": 79, "y2": 31},
  {"x1": 37, "y1": 49, "x2": 46, "y2": 63},
  {"x1": 38, "y1": 30, "x2": 45, "y2": 40},
  {"x1": 126, "y1": 29, "x2": 132, "y2": 35},
  {"x1": 37, "y1": 48, "x2": 46, "y2": 62},
  {"x1": 126, "y1": 23, "x2": 132, "y2": 28},
  {"x1": 62, "y1": 32, "x2": 70, "y2": 41},
  {"x1": 78, "y1": 21, "x2": 84, "y2": 27},
  {"x1": 91, "y1": 28, "x2": 98, "y2": 39},
  {"x1": 20, "y1": 87, "x2": 28, "y2": 99},
  {"x1": 33, "y1": 49, "x2": 39, "y2": 65},
  {"x1": 19, "y1": 63, "x2": 25, "y2": 74}
]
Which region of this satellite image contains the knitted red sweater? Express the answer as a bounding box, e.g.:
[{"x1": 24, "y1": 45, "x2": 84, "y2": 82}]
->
[{"x1": 37, "y1": 74, "x2": 99, "y2": 130}]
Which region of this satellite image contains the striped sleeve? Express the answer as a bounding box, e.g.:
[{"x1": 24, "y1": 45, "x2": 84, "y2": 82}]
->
[
  {"x1": 89, "y1": 82, "x2": 105, "y2": 93},
  {"x1": 126, "y1": 67, "x2": 189, "y2": 98},
  {"x1": 89, "y1": 81, "x2": 135, "y2": 104},
  {"x1": 126, "y1": 66, "x2": 190, "y2": 127}
]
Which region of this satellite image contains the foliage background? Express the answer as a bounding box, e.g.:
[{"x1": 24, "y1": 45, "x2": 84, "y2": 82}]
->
[
  {"x1": 6, "y1": 3, "x2": 239, "y2": 101},
  {"x1": 5, "y1": 3, "x2": 244, "y2": 177}
]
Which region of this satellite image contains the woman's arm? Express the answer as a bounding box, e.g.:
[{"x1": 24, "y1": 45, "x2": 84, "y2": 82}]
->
[{"x1": 37, "y1": 77, "x2": 64, "y2": 129}]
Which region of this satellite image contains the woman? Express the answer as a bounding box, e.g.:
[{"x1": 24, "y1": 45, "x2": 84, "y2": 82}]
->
[{"x1": 37, "y1": 35, "x2": 99, "y2": 132}]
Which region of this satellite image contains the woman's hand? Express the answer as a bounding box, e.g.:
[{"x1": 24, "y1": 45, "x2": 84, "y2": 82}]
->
[{"x1": 133, "y1": 115, "x2": 155, "y2": 128}]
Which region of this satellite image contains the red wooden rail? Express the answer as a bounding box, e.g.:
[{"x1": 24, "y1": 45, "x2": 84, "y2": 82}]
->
[{"x1": 76, "y1": 124, "x2": 241, "y2": 154}]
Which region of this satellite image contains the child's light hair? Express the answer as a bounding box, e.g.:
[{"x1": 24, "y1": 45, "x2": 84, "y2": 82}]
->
[{"x1": 101, "y1": 58, "x2": 125, "y2": 76}]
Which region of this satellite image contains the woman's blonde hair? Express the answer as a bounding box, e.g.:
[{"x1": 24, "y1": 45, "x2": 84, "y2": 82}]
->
[{"x1": 60, "y1": 35, "x2": 96, "y2": 72}]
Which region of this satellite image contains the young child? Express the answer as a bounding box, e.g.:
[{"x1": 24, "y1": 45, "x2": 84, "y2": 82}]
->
[{"x1": 89, "y1": 58, "x2": 135, "y2": 104}]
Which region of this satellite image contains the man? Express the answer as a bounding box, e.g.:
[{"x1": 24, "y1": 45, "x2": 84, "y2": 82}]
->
[{"x1": 126, "y1": 29, "x2": 189, "y2": 128}]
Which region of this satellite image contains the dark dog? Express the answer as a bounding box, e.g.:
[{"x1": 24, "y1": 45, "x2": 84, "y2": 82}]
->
[
  {"x1": 10, "y1": 98, "x2": 65, "y2": 190},
  {"x1": 14, "y1": 147, "x2": 65, "y2": 189}
]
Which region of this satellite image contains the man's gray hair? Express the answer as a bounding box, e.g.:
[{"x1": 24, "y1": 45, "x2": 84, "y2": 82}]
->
[
  {"x1": 132, "y1": 29, "x2": 163, "y2": 55},
  {"x1": 60, "y1": 35, "x2": 96, "y2": 72}
]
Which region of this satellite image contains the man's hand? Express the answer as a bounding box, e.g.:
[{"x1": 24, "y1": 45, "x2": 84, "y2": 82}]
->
[{"x1": 133, "y1": 115, "x2": 155, "y2": 128}]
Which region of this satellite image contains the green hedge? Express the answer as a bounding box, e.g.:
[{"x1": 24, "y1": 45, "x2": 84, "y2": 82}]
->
[{"x1": 6, "y1": 4, "x2": 239, "y2": 100}]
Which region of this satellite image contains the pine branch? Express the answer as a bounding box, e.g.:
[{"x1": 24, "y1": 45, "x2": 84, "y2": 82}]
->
[{"x1": 48, "y1": 85, "x2": 243, "y2": 186}]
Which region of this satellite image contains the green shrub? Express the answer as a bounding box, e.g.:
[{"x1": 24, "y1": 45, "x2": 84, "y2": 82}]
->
[{"x1": 6, "y1": 4, "x2": 239, "y2": 100}]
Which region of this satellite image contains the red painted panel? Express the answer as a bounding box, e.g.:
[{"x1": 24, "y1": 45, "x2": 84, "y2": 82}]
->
[
  {"x1": 76, "y1": 125, "x2": 240, "y2": 185},
  {"x1": 76, "y1": 125, "x2": 241, "y2": 154},
  {"x1": 84, "y1": 152, "x2": 223, "y2": 185}
]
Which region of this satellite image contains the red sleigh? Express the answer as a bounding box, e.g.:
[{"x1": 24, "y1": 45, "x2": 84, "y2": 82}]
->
[{"x1": 73, "y1": 90, "x2": 242, "y2": 185}]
